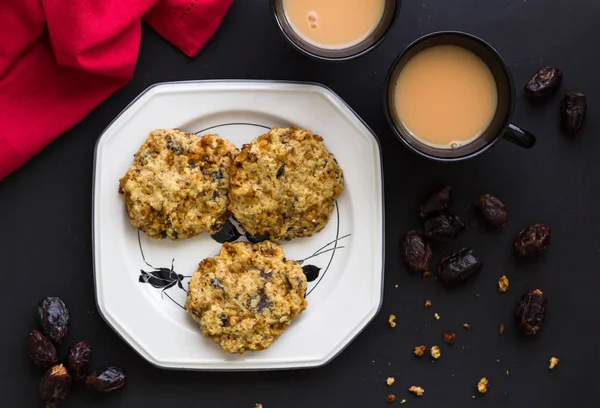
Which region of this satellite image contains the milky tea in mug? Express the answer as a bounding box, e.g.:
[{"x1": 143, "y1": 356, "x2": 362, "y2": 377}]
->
[
  {"x1": 393, "y1": 45, "x2": 498, "y2": 149},
  {"x1": 282, "y1": 0, "x2": 385, "y2": 49}
]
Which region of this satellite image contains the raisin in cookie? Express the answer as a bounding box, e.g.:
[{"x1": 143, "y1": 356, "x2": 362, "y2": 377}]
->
[
  {"x1": 185, "y1": 241, "x2": 307, "y2": 354},
  {"x1": 118, "y1": 129, "x2": 238, "y2": 240},
  {"x1": 228, "y1": 127, "x2": 344, "y2": 241}
]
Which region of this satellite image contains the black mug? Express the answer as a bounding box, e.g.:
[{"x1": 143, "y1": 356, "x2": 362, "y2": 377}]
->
[
  {"x1": 271, "y1": 0, "x2": 400, "y2": 61},
  {"x1": 384, "y1": 31, "x2": 535, "y2": 162}
]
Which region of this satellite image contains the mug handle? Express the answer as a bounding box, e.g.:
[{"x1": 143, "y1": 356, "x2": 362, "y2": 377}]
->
[{"x1": 502, "y1": 123, "x2": 536, "y2": 148}]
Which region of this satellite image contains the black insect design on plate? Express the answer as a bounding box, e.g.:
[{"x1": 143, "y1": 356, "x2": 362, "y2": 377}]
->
[
  {"x1": 137, "y1": 232, "x2": 190, "y2": 309},
  {"x1": 297, "y1": 233, "x2": 350, "y2": 290},
  {"x1": 210, "y1": 218, "x2": 270, "y2": 244}
]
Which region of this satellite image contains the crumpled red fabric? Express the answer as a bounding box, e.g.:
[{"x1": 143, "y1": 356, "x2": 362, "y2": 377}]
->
[{"x1": 0, "y1": 0, "x2": 232, "y2": 180}]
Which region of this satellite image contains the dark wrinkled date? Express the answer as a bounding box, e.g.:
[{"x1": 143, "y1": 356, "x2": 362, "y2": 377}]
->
[
  {"x1": 28, "y1": 297, "x2": 128, "y2": 405},
  {"x1": 525, "y1": 67, "x2": 563, "y2": 101},
  {"x1": 560, "y1": 92, "x2": 587, "y2": 136},
  {"x1": 27, "y1": 329, "x2": 58, "y2": 369},
  {"x1": 473, "y1": 194, "x2": 508, "y2": 228},
  {"x1": 438, "y1": 247, "x2": 483, "y2": 285},
  {"x1": 516, "y1": 289, "x2": 547, "y2": 335},
  {"x1": 86, "y1": 366, "x2": 127, "y2": 393},
  {"x1": 66, "y1": 342, "x2": 92, "y2": 380},
  {"x1": 420, "y1": 185, "x2": 452, "y2": 218},
  {"x1": 424, "y1": 213, "x2": 465, "y2": 243},
  {"x1": 514, "y1": 223, "x2": 551, "y2": 258},
  {"x1": 38, "y1": 297, "x2": 70, "y2": 344},
  {"x1": 40, "y1": 364, "x2": 72, "y2": 408},
  {"x1": 401, "y1": 230, "x2": 432, "y2": 272}
]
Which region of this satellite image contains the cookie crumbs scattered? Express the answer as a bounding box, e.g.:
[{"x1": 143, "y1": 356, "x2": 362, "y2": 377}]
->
[
  {"x1": 499, "y1": 324, "x2": 505, "y2": 335},
  {"x1": 424, "y1": 299, "x2": 432, "y2": 308},
  {"x1": 386, "y1": 377, "x2": 395, "y2": 386},
  {"x1": 386, "y1": 394, "x2": 396, "y2": 403},
  {"x1": 409, "y1": 385, "x2": 424, "y2": 397},
  {"x1": 400, "y1": 399, "x2": 407, "y2": 404},
  {"x1": 498, "y1": 275, "x2": 509, "y2": 292},
  {"x1": 443, "y1": 332, "x2": 456, "y2": 345},
  {"x1": 414, "y1": 345, "x2": 427, "y2": 357},
  {"x1": 477, "y1": 378, "x2": 489, "y2": 394},
  {"x1": 463, "y1": 323, "x2": 471, "y2": 331},
  {"x1": 422, "y1": 270, "x2": 431, "y2": 278},
  {"x1": 388, "y1": 314, "x2": 397, "y2": 328},
  {"x1": 434, "y1": 313, "x2": 440, "y2": 320},
  {"x1": 549, "y1": 357, "x2": 560, "y2": 370},
  {"x1": 430, "y1": 345, "x2": 441, "y2": 359}
]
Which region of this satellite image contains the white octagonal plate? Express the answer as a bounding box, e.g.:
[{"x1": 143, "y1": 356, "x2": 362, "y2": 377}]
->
[{"x1": 93, "y1": 80, "x2": 384, "y2": 370}]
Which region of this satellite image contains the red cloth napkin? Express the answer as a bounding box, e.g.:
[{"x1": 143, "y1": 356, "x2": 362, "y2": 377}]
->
[{"x1": 0, "y1": 0, "x2": 232, "y2": 181}]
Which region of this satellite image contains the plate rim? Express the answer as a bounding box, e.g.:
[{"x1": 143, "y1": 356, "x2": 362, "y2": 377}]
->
[{"x1": 91, "y1": 79, "x2": 386, "y2": 371}]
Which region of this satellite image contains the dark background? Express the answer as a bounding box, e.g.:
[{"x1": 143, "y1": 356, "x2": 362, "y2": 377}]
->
[{"x1": 1, "y1": 0, "x2": 599, "y2": 406}]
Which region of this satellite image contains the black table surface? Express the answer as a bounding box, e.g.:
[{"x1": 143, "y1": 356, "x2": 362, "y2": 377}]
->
[{"x1": 2, "y1": 1, "x2": 599, "y2": 407}]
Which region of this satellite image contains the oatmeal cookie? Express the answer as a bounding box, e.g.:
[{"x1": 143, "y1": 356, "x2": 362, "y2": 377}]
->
[
  {"x1": 228, "y1": 127, "x2": 344, "y2": 241},
  {"x1": 185, "y1": 240, "x2": 307, "y2": 353},
  {"x1": 118, "y1": 129, "x2": 238, "y2": 240}
]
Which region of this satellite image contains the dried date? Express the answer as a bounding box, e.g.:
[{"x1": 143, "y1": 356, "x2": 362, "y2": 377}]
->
[
  {"x1": 66, "y1": 342, "x2": 92, "y2": 380},
  {"x1": 40, "y1": 364, "x2": 72, "y2": 408},
  {"x1": 420, "y1": 185, "x2": 452, "y2": 218},
  {"x1": 424, "y1": 213, "x2": 465, "y2": 243},
  {"x1": 525, "y1": 67, "x2": 563, "y2": 101},
  {"x1": 515, "y1": 289, "x2": 547, "y2": 335},
  {"x1": 560, "y1": 92, "x2": 587, "y2": 136},
  {"x1": 27, "y1": 329, "x2": 58, "y2": 369},
  {"x1": 438, "y1": 247, "x2": 483, "y2": 285},
  {"x1": 86, "y1": 366, "x2": 127, "y2": 393},
  {"x1": 514, "y1": 223, "x2": 550, "y2": 258},
  {"x1": 473, "y1": 194, "x2": 507, "y2": 228},
  {"x1": 401, "y1": 230, "x2": 432, "y2": 272},
  {"x1": 38, "y1": 297, "x2": 70, "y2": 344}
]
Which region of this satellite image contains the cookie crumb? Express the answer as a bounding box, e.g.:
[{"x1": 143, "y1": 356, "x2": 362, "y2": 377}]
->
[
  {"x1": 386, "y1": 377, "x2": 395, "y2": 386},
  {"x1": 430, "y1": 345, "x2": 441, "y2": 359},
  {"x1": 424, "y1": 299, "x2": 432, "y2": 308},
  {"x1": 549, "y1": 357, "x2": 560, "y2": 370},
  {"x1": 414, "y1": 345, "x2": 427, "y2": 357},
  {"x1": 472, "y1": 395, "x2": 476, "y2": 399},
  {"x1": 498, "y1": 275, "x2": 509, "y2": 292},
  {"x1": 443, "y1": 332, "x2": 456, "y2": 345},
  {"x1": 422, "y1": 270, "x2": 431, "y2": 278},
  {"x1": 400, "y1": 399, "x2": 407, "y2": 404},
  {"x1": 256, "y1": 404, "x2": 263, "y2": 408},
  {"x1": 395, "y1": 284, "x2": 399, "y2": 288},
  {"x1": 388, "y1": 314, "x2": 397, "y2": 328},
  {"x1": 477, "y1": 377, "x2": 489, "y2": 394},
  {"x1": 434, "y1": 313, "x2": 440, "y2": 320},
  {"x1": 386, "y1": 394, "x2": 396, "y2": 403},
  {"x1": 475, "y1": 294, "x2": 480, "y2": 298},
  {"x1": 463, "y1": 323, "x2": 471, "y2": 331},
  {"x1": 499, "y1": 324, "x2": 505, "y2": 335},
  {"x1": 409, "y1": 385, "x2": 424, "y2": 397},
  {"x1": 496, "y1": 359, "x2": 500, "y2": 363},
  {"x1": 506, "y1": 370, "x2": 510, "y2": 375}
]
